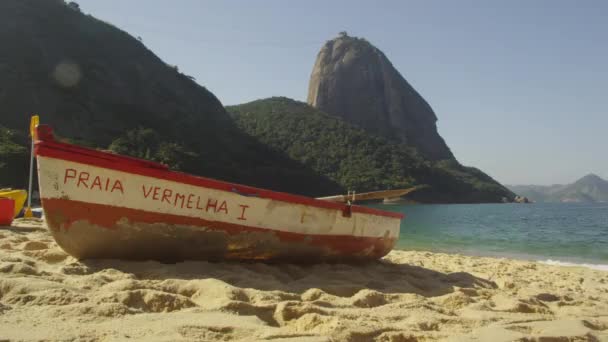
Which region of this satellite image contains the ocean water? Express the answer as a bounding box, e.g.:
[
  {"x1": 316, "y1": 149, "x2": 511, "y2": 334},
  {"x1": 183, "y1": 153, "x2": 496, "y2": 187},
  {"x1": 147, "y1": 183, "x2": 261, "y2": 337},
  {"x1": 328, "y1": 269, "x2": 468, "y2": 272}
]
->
[{"x1": 370, "y1": 203, "x2": 608, "y2": 269}]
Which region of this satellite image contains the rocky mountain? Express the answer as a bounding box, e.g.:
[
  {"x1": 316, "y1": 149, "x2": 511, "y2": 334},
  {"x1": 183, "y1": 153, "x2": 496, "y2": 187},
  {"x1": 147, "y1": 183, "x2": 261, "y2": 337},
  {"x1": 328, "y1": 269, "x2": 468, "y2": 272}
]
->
[
  {"x1": 0, "y1": 0, "x2": 341, "y2": 196},
  {"x1": 509, "y1": 174, "x2": 608, "y2": 203},
  {"x1": 229, "y1": 97, "x2": 515, "y2": 203},
  {"x1": 307, "y1": 34, "x2": 453, "y2": 160},
  {"x1": 301, "y1": 33, "x2": 515, "y2": 202}
]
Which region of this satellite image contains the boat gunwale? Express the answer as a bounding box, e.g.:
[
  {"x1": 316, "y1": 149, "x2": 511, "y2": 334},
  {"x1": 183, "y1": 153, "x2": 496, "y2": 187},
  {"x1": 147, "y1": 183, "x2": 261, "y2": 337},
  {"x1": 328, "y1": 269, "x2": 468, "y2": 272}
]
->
[{"x1": 34, "y1": 125, "x2": 404, "y2": 220}]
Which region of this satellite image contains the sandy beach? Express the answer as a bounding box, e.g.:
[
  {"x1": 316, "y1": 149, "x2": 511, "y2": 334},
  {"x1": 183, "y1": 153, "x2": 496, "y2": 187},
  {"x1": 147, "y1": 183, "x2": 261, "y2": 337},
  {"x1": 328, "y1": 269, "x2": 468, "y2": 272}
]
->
[{"x1": 0, "y1": 219, "x2": 606, "y2": 341}]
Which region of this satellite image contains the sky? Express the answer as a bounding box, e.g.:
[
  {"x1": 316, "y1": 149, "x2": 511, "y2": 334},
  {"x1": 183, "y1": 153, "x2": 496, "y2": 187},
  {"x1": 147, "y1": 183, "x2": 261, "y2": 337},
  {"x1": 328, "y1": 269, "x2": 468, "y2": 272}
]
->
[{"x1": 76, "y1": 0, "x2": 607, "y2": 185}]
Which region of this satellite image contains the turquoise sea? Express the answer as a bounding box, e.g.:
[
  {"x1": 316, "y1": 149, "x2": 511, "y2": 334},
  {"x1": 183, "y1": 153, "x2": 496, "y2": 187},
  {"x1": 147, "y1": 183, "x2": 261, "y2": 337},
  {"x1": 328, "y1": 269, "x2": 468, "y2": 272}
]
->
[{"x1": 371, "y1": 203, "x2": 608, "y2": 270}]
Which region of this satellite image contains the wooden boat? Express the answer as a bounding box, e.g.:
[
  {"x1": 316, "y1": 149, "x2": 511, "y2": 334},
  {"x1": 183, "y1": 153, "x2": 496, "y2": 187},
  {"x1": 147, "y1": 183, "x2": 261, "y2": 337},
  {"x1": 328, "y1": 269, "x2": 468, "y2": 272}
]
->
[
  {"x1": 34, "y1": 125, "x2": 403, "y2": 262},
  {"x1": 0, "y1": 189, "x2": 27, "y2": 217},
  {"x1": 317, "y1": 187, "x2": 420, "y2": 203}
]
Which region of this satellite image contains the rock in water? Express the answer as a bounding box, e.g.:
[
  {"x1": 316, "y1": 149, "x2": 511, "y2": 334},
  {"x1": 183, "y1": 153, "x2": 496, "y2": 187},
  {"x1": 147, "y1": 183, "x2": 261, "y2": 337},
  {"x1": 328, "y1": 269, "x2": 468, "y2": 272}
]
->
[{"x1": 307, "y1": 34, "x2": 453, "y2": 160}]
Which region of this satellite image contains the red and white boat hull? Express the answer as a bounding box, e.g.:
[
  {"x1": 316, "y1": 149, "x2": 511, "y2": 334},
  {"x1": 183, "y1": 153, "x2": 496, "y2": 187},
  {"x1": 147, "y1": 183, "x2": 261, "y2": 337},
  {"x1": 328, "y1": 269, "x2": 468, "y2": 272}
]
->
[{"x1": 35, "y1": 125, "x2": 402, "y2": 262}]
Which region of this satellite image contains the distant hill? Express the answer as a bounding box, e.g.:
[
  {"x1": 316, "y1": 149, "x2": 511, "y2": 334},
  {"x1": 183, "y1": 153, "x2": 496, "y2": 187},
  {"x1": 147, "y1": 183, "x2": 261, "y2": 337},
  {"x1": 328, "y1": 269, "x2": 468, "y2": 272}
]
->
[
  {"x1": 228, "y1": 97, "x2": 515, "y2": 203},
  {"x1": 0, "y1": 0, "x2": 341, "y2": 196},
  {"x1": 508, "y1": 174, "x2": 608, "y2": 203}
]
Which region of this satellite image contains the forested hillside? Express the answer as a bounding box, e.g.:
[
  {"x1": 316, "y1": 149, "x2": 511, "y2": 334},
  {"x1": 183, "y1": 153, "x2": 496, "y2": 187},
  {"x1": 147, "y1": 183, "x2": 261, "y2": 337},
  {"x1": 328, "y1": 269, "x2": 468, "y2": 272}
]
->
[
  {"x1": 0, "y1": 0, "x2": 341, "y2": 196},
  {"x1": 229, "y1": 98, "x2": 514, "y2": 203}
]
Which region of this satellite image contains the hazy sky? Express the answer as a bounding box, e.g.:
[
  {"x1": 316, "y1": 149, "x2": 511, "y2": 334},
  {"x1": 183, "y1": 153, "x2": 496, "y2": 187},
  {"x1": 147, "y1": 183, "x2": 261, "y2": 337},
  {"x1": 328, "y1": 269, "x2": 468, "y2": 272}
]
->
[{"x1": 76, "y1": 0, "x2": 607, "y2": 185}]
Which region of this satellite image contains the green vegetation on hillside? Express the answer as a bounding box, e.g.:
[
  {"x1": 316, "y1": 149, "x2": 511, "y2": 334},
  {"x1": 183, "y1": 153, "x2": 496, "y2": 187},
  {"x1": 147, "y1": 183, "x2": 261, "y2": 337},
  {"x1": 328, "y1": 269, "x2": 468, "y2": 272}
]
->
[
  {"x1": 0, "y1": 0, "x2": 341, "y2": 197},
  {"x1": 229, "y1": 97, "x2": 515, "y2": 203},
  {"x1": 103, "y1": 126, "x2": 342, "y2": 196},
  {"x1": 108, "y1": 128, "x2": 199, "y2": 171},
  {"x1": 0, "y1": 0, "x2": 513, "y2": 202},
  {"x1": 0, "y1": 126, "x2": 29, "y2": 188}
]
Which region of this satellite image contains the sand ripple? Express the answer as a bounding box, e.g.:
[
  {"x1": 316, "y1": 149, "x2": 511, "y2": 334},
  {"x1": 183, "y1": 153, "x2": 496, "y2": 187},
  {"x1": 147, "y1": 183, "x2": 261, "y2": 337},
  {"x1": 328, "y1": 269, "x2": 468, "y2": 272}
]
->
[{"x1": 0, "y1": 219, "x2": 607, "y2": 341}]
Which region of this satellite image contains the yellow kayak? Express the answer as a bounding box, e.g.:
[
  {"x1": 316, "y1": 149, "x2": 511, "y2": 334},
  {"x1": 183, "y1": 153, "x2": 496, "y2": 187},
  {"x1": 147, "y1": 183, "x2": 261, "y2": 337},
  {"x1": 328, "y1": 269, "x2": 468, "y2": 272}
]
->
[{"x1": 0, "y1": 189, "x2": 27, "y2": 217}]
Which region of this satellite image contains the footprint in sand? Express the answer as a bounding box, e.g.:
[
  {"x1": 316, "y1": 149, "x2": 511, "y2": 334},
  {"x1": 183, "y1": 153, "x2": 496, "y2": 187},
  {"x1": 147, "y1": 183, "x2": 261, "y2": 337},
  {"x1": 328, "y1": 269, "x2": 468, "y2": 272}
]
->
[
  {"x1": 0, "y1": 263, "x2": 40, "y2": 276},
  {"x1": 535, "y1": 293, "x2": 560, "y2": 302},
  {"x1": 301, "y1": 288, "x2": 325, "y2": 302},
  {"x1": 22, "y1": 241, "x2": 48, "y2": 251},
  {"x1": 273, "y1": 301, "x2": 329, "y2": 327},
  {"x1": 98, "y1": 289, "x2": 196, "y2": 313},
  {"x1": 23, "y1": 248, "x2": 69, "y2": 264},
  {"x1": 351, "y1": 289, "x2": 388, "y2": 308},
  {"x1": 177, "y1": 325, "x2": 237, "y2": 341}
]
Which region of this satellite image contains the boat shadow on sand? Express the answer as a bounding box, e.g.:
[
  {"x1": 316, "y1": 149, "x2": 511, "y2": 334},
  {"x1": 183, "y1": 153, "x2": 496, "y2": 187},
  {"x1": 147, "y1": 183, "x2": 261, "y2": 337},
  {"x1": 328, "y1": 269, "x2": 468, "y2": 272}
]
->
[
  {"x1": 4, "y1": 220, "x2": 496, "y2": 301},
  {"x1": 3, "y1": 221, "x2": 498, "y2": 329},
  {"x1": 78, "y1": 257, "x2": 497, "y2": 299},
  {"x1": 75, "y1": 259, "x2": 498, "y2": 327}
]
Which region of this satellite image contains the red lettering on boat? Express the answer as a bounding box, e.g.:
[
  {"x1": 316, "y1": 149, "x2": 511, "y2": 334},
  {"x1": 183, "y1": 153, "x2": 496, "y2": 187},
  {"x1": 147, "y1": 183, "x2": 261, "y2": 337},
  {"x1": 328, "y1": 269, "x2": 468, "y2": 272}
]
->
[
  {"x1": 174, "y1": 193, "x2": 185, "y2": 208},
  {"x1": 217, "y1": 200, "x2": 228, "y2": 214},
  {"x1": 162, "y1": 189, "x2": 172, "y2": 204},
  {"x1": 142, "y1": 185, "x2": 154, "y2": 198},
  {"x1": 77, "y1": 172, "x2": 90, "y2": 188},
  {"x1": 152, "y1": 187, "x2": 160, "y2": 200},
  {"x1": 91, "y1": 176, "x2": 103, "y2": 190},
  {"x1": 111, "y1": 180, "x2": 124, "y2": 194},
  {"x1": 186, "y1": 194, "x2": 195, "y2": 209},
  {"x1": 206, "y1": 199, "x2": 217, "y2": 212},
  {"x1": 237, "y1": 204, "x2": 249, "y2": 220},
  {"x1": 196, "y1": 196, "x2": 204, "y2": 210},
  {"x1": 64, "y1": 168, "x2": 77, "y2": 184}
]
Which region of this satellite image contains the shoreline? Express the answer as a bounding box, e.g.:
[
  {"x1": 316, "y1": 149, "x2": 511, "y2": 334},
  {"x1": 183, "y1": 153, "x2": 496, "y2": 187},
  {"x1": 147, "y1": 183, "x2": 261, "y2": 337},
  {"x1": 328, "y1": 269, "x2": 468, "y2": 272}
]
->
[
  {"x1": 394, "y1": 245, "x2": 608, "y2": 272},
  {"x1": 1, "y1": 219, "x2": 607, "y2": 341},
  {"x1": 379, "y1": 202, "x2": 608, "y2": 271}
]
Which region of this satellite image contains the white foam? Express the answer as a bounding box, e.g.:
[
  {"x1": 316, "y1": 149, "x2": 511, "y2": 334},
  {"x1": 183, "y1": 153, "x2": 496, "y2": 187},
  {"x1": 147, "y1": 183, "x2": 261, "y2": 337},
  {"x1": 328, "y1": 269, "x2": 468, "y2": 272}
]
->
[{"x1": 541, "y1": 259, "x2": 608, "y2": 272}]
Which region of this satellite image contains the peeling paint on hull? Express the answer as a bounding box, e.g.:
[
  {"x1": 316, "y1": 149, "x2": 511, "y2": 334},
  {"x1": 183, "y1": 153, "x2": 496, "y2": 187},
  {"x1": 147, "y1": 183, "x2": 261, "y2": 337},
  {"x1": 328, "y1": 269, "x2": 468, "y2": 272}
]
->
[
  {"x1": 43, "y1": 199, "x2": 396, "y2": 262},
  {"x1": 35, "y1": 124, "x2": 403, "y2": 262}
]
